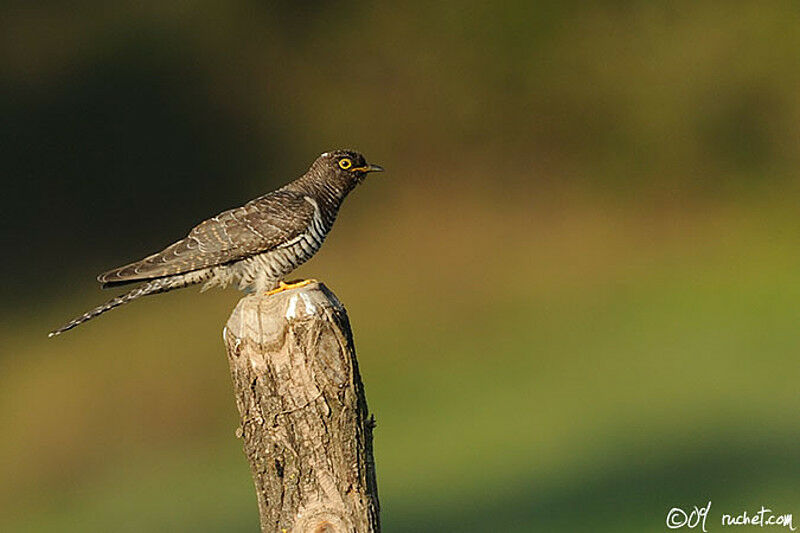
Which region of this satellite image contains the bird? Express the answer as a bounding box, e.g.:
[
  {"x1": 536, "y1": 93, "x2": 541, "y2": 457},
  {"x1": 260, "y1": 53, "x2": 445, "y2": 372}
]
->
[{"x1": 49, "y1": 150, "x2": 383, "y2": 337}]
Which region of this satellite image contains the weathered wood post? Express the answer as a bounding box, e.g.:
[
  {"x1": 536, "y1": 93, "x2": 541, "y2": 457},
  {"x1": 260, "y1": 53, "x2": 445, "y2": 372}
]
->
[{"x1": 223, "y1": 282, "x2": 380, "y2": 532}]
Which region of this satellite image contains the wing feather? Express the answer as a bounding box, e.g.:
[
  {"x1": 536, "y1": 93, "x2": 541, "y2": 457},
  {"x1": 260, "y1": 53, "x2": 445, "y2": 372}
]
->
[{"x1": 98, "y1": 190, "x2": 316, "y2": 285}]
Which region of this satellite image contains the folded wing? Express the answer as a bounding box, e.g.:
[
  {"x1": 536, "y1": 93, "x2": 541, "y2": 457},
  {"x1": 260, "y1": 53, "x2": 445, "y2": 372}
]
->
[{"x1": 98, "y1": 190, "x2": 315, "y2": 286}]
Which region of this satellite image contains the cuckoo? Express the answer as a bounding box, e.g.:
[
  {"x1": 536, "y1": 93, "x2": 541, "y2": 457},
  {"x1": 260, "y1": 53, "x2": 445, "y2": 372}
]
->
[{"x1": 49, "y1": 150, "x2": 383, "y2": 337}]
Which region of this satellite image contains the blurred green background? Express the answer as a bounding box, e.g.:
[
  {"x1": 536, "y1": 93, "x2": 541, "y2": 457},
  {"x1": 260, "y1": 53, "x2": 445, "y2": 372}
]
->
[{"x1": 2, "y1": 2, "x2": 800, "y2": 531}]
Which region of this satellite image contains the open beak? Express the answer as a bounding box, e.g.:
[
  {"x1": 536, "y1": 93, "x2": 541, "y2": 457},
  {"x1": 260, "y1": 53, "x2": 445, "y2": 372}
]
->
[{"x1": 353, "y1": 164, "x2": 384, "y2": 173}]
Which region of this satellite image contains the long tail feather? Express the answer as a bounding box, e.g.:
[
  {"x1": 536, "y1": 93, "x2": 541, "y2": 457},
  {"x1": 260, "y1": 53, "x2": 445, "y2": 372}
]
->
[{"x1": 48, "y1": 274, "x2": 204, "y2": 337}]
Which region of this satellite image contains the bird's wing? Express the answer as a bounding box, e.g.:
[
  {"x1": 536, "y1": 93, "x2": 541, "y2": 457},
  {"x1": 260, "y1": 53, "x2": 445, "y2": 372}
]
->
[{"x1": 97, "y1": 190, "x2": 316, "y2": 285}]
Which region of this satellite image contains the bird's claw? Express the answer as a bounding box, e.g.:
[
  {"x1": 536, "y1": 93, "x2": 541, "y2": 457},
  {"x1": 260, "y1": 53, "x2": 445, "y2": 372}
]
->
[{"x1": 265, "y1": 279, "x2": 317, "y2": 296}]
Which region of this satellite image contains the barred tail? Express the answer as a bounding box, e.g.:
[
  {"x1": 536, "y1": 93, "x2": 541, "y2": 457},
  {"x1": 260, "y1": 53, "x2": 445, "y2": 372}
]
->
[{"x1": 48, "y1": 273, "x2": 204, "y2": 337}]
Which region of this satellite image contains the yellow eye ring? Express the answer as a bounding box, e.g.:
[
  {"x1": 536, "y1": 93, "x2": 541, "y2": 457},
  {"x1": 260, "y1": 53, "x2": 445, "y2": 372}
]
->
[{"x1": 338, "y1": 158, "x2": 352, "y2": 170}]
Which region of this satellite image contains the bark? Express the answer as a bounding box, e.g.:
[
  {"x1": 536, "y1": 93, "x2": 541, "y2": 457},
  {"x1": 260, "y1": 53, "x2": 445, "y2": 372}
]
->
[{"x1": 223, "y1": 282, "x2": 380, "y2": 533}]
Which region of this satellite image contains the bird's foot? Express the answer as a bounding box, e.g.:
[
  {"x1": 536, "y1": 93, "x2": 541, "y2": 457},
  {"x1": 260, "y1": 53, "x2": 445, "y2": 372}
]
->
[{"x1": 264, "y1": 279, "x2": 317, "y2": 296}]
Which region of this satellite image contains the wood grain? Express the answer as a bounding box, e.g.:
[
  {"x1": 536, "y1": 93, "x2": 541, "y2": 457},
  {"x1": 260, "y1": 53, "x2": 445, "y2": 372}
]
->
[{"x1": 224, "y1": 282, "x2": 380, "y2": 532}]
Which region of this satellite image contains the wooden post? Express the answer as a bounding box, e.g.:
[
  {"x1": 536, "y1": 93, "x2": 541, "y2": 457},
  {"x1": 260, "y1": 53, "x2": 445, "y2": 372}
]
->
[{"x1": 223, "y1": 282, "x2": 381, "y2": 533}]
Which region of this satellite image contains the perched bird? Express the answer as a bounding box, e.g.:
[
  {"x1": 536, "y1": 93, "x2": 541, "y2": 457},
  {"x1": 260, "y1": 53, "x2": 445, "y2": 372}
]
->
[{"x1": 49, "y1": 150, "x2": 383, "y2": 337}]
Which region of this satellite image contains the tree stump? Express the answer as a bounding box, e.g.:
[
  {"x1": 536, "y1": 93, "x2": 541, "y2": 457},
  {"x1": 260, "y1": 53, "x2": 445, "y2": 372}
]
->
[{"x1": 223, "y1": 282, "x2": 380, "y2": 533}]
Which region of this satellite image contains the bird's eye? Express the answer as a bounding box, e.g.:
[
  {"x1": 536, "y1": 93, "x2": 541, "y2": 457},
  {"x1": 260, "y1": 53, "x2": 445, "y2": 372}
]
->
[{"x1": 338, "y1": 158, "x2": 352, "y2": 170}]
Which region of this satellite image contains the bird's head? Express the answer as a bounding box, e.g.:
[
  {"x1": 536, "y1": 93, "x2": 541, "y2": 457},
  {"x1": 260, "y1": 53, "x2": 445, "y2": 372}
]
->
[{"x1": 312, "y1": 150, "x2": 384, "y2": 185}]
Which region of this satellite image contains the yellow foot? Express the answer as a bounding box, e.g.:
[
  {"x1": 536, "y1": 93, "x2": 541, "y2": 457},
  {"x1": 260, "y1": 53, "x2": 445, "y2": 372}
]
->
[{"x1": 264, "y1": 279, "x2": 318, "y2": 296}]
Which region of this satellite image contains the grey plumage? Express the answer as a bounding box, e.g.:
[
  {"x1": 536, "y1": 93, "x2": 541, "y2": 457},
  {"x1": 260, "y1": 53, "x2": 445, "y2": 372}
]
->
[{"x1": 50, "y1": 150, "x2": 383, "y2": 337}]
